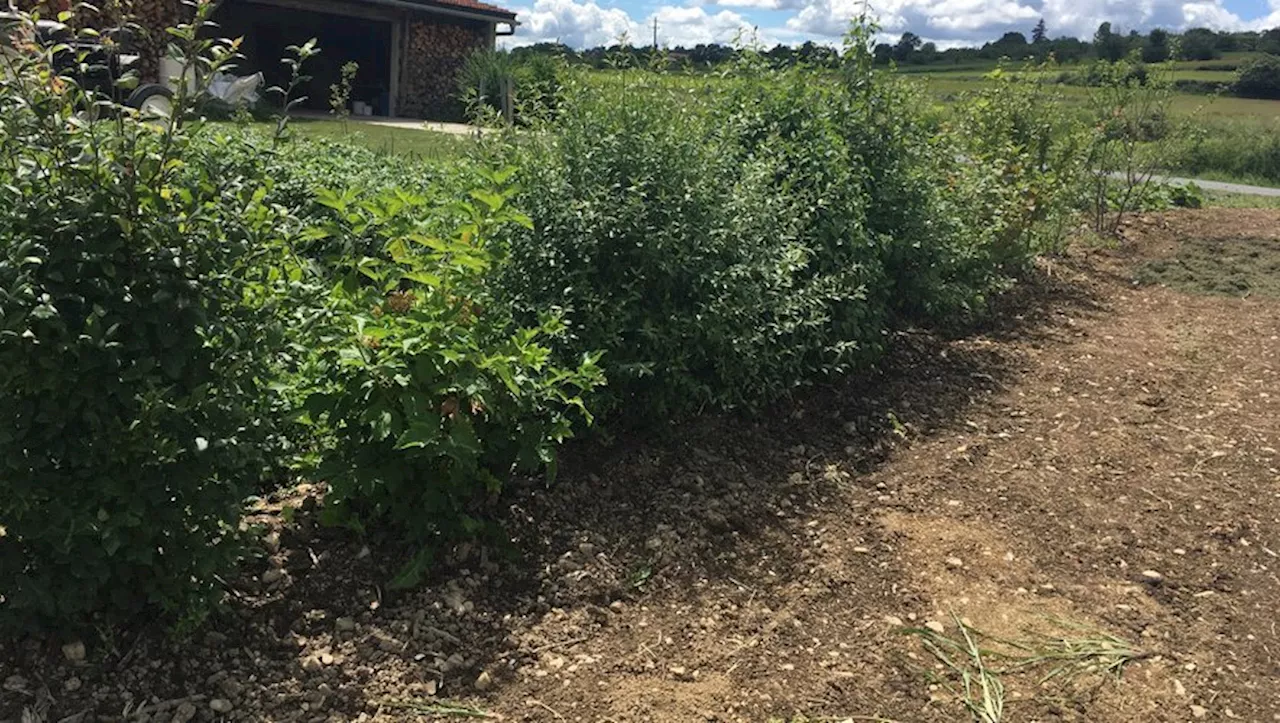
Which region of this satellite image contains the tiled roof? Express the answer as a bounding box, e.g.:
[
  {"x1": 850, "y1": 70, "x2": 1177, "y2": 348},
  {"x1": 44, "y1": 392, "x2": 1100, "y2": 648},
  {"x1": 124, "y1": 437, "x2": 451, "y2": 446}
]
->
[{"x1": 408, "y1": 0, "x2": 516, "y2": 19}]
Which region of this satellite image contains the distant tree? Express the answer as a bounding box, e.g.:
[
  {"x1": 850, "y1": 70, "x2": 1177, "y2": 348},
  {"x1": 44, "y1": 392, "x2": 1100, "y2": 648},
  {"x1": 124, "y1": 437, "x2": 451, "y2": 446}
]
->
[
  {"x1": 795, "y1": 40, "x2": 838, "y2": 67},
  {"x1": 918, "y1": 41, "x2": 938, "y2": 63},
  {"x1": 873, "y1": 42, "x2": 893, "y2": 65},
  {"x1": 1260, "y1": 28, "x2": 1280, "y2": 55},
  {"x1": 1048, "y1": 36, "x2": 1091, "y2": 63},
  {"x1": 893, "y1": 32, "x2": 922, "y2": 62},
  {"x1": 1235, "y1": 54, "x2": 1280, "y2": 99},
  {"x1": 1180, "y1": 28, "x2": 1221, "y2": 60},
  {"x1": 1032, "y1": 18, "x2": 1047, "y2": 44},
  {"x1": 765, "y1": 43, "x2": 794, "y2": 67},
  {"x1": 1094, "y1": 22, "x2": 1128, "y2": 62},
  {"x1": 1142, "y1": 28, "x2": 1170, "y2": 63}
]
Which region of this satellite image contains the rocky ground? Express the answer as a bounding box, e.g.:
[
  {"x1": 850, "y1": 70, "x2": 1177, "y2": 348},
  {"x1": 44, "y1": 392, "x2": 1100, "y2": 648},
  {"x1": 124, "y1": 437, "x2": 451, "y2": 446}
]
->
[{"x1": 3, "y1": 209, "x2": 1279, "y2": 723}]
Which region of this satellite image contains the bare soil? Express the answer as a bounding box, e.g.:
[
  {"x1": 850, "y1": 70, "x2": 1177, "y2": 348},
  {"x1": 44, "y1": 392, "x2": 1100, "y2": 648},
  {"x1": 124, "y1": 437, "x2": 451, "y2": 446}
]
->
[{"x1": 3, "y1": 209, "x2": 1279, "y2": 723}]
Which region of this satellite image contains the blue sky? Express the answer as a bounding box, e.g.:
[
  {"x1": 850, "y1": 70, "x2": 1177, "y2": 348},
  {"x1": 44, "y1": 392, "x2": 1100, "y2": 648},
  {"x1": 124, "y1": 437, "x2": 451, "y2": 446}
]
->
[{"x1": 504, "y1": 0, "x2": 1277, "y2": 49}]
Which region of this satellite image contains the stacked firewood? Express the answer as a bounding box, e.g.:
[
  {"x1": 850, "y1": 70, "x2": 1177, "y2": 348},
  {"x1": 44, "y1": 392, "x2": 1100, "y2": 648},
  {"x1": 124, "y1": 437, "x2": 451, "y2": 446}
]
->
[
  {"x1": 399, "y1": 18, "x2": 486, "y2": 120},
  {"x1": 12, "y1": 0, "x2": 187, "y2": 81}
]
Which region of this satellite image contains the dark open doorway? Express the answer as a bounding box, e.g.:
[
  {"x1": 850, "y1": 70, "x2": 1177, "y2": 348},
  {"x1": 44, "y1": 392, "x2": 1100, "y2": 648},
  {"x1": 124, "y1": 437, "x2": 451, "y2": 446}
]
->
[{"x1": 214, "y1": 1, "x2": 393, "y2": 115}]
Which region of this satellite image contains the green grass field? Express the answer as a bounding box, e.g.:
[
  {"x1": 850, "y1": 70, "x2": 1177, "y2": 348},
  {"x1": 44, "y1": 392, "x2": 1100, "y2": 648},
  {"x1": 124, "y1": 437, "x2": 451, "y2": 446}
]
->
[{"x1": 286, "y1": 118, "x2": 470, "y2": 160}]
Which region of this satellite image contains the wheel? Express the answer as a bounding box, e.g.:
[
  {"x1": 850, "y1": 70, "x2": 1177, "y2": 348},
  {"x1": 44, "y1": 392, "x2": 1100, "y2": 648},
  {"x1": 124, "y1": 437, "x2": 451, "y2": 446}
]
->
[{"x1": 126, "y1": 84, "x2": 173, "y2": 118}]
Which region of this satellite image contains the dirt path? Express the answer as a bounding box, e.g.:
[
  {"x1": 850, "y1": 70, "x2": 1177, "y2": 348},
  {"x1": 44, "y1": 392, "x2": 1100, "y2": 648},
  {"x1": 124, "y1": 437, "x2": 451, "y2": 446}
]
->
[{"x1": 3, "y1": 210, "x2": 1279, "y2": 723}]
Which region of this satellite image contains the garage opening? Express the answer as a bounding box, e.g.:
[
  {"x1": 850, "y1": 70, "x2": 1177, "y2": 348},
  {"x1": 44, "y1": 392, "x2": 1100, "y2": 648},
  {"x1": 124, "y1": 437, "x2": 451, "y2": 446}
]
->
[{"x1": 214, "y1": 2, "x2": 394, "y2": 115}]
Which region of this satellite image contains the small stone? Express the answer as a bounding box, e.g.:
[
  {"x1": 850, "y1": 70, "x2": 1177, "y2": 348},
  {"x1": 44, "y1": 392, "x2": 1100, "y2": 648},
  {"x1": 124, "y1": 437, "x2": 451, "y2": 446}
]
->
[
  {"x1": 209, "y1": 698, "x2": 233, "y2": 714},
  {"x1": 335, "y1": 617, "x2": 357, "y2": 632},
  {"x1": 474, "y1": 671, "x2": 493, "y2": 691},
  {"x1": 925, "y1": 621, "x2": 946, "y2": 634},
  {"x1": 61, "y1": 640, "x2": 86, "y2": 663},
  {"x1": 669, "y1": 666, "x2": 694, "y2": 682},
  {"x1": 1174, "y1": 679, "x2": 1187, "y2": 697},
  {"x1": 320, "y1": 652, "x2": 335, "y2": 666},
  {"x1": 883, "y1": 615, "x2": 905, "y2": 627},
  {"x1": 301, "y1": 656, "x2": 323, "y2": 673},
  {"x1": 852, "y1": 546, "x2": 870, "y2": 554},
  {"x1": 609, "y1": 600, "x2": 625, "y2": 613},
  {"x1": 3, "y1": 675, "x2": 29, "y2": 692},
  {"x1": 218, "y1": 677, "x2": 244, "y2": 698},
  {"x1": 263, "y1": 531, "x2": 281, "y2": 553},
  {"x1": 1141, "y1": 570, "x2": 1165, "y2": 584},
  {"x1": 945, "y1": 557, "x2": 964, "y2": 569},
  {"x1": 63, "y1": 676, "x2": 82, "y2": 693},
  {"x1": 578, "y1": 542, "x2": 597, "y2": 556},
  {"x1": 262, "y1": 568, "x2": 286, "y2": 585},
  {"x1": 170, "y1": 702, "x2": 198, "y2": 723},
  {"x1": 1191, "y1": 705, "x2": 1208, "y2": 719}
]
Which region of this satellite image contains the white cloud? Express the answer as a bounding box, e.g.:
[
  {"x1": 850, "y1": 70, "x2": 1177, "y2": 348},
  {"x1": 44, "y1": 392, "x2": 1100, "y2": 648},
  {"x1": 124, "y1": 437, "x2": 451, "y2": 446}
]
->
[
  {"x1": 504, "y1": 0, "x2": 640, "y2": 47},
  {"x1": 782, "y1": 0, "x2": 1270, "y2": 44},
  {"x1": 505, "y1": 0, "x2": 1274, "y2": 49},
  {"x1": 505, "y1": 0, "x2": 767, "y2": 47},
  {"x1": 654, "y1": 6, "x2": 762, "y2": 45}
]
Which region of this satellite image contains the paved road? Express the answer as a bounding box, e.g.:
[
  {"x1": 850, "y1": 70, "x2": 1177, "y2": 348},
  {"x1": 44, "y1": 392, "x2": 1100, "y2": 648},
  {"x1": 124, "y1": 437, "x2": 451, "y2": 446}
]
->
[{"x1": 1120, "y1": 173, "x2": 1280, "y2": 197}]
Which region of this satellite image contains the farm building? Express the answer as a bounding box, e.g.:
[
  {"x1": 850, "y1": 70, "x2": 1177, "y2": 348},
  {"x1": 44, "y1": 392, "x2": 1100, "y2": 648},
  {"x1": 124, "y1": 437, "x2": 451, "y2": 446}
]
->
[{"x1": 12, "y1": 0, "x2": 517, "y2": 119}]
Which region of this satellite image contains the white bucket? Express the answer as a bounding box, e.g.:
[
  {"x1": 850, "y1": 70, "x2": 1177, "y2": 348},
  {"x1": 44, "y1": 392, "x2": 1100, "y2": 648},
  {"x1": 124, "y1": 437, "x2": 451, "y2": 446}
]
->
[{"x1": 159, "y1": 57, "x2": 197, "y2": 94}]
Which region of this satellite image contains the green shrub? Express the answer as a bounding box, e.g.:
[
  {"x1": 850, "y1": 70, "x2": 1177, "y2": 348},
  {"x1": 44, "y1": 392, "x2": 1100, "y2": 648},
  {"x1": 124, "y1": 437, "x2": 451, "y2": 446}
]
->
[
  {"x1": 490, "y1": 52, "x2": 1083, "y2": 422},
  {"x1": 948, "y1": 68, "x2": 1089, "y2": 276},
  {"x1": 1170, "y1": 119, "x2": 1280, "y2": 184},
  {"x1": 300, "y1": 174, "x2": 603, "y2": 585},
  {"x1": 458, "y1": 49, "x2": 562, "y2": 123},
  {"x1": 1235, "y1": 55, "x2": 1280, "y2": 99},
  {"x1": 458, "y1": 49, "x2": 517, "y2": 119},
  {"x1": 0, "y1": 6, "x2": 292, "y2": 629}
]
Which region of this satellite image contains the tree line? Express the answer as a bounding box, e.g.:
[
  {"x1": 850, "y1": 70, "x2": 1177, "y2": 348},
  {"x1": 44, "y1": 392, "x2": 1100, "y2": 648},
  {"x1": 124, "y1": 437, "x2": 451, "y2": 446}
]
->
[{"x1": 510, "y1": 23, "x2": 1280, "y2": 70}]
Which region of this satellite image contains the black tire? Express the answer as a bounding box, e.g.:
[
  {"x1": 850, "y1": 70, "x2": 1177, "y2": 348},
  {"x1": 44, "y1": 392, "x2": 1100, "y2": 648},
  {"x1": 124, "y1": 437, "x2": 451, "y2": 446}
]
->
[{"x1": 126, "y1": 84, "x2": 174, "y2": 117}]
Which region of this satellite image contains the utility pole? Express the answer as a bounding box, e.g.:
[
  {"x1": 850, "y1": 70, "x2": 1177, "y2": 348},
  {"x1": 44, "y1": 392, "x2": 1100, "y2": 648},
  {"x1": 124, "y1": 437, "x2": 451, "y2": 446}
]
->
[{"x1": 652, "y1": 17, "x2": 658, "y2": 49}]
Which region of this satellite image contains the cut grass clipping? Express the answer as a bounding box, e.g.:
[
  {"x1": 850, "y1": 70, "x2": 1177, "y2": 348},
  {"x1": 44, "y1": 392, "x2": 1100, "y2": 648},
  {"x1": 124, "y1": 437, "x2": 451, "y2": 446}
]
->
[
  {"x1": 1136, "y1": 237, "x2": 1280, "y2": 298},
  {"x1": 901, "y1": 614, "x2": 1146, "y2": 723}
]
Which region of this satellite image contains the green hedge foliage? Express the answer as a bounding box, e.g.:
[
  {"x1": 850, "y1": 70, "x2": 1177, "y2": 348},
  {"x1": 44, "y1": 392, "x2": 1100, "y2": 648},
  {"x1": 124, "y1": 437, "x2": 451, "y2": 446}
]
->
[
  {"x1": 494, "y1": 59, "x2": 1084, "y2": 420},
  {"x1": 0, "y1": 11, "x2": 291, "y2": 629}
]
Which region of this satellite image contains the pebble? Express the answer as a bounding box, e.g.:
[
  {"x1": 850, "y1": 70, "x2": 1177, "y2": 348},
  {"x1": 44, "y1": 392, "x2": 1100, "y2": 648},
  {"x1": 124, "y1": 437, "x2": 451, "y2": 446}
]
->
[
  {"x1": 61, "y1": 640, "x2": 86, "y2": 663},
  {"x1": 1141, "y1": 570, "x2": 1165, "y2": 584},
  {"x1": 883, "y1": 615, "x2": 905, "y2": 627},
  {"x1": 1191, "y1": 704, "x2": 1208, "y2": 719},
  {"x1": 3, "y1": 675, "x2": 28, "y2": 692},
  {"x1": 262, "y1": 568, "x2": 286, "y2": 585},
  {"x1": 170, "y1": 702, "x2": 198, "y2": 723},
  {"x1": 609, "y1": 600, "x2": 625, "y2": 613},
  {"x1": 302, "y1": 656, "x2": 323, "y2": 673},
  {"x1": 945, "y1": 557, "x2": 964, "y2": 569},
  {"x1": 669, "y1": 666, "x2": 694, "y2": 681},
  {"x1": 63, "y1": 676, "x2": 82, "y2": 692},
  {"x1": 335, "y1": 617, "x2": 357, "y2": 632},
  {"x1": 925, "y1": 620, "x2": 946, "y2": 634},
  {"x1": 209, "y1": 698, "x2": 234, "y2": 714},
  {"x1": 474, "y1": 671, "x2": 493, "y2": 691}
]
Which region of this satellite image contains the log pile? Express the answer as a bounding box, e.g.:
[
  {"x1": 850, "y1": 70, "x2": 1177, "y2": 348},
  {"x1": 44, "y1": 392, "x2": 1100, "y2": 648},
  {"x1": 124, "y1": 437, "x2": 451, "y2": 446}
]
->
[
  {"x1": 12, "y1": 0, "x2": 187, "y2": 81},
  {"x1": 399, "y1": 18, "x2": 487, "y2": 120}
]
